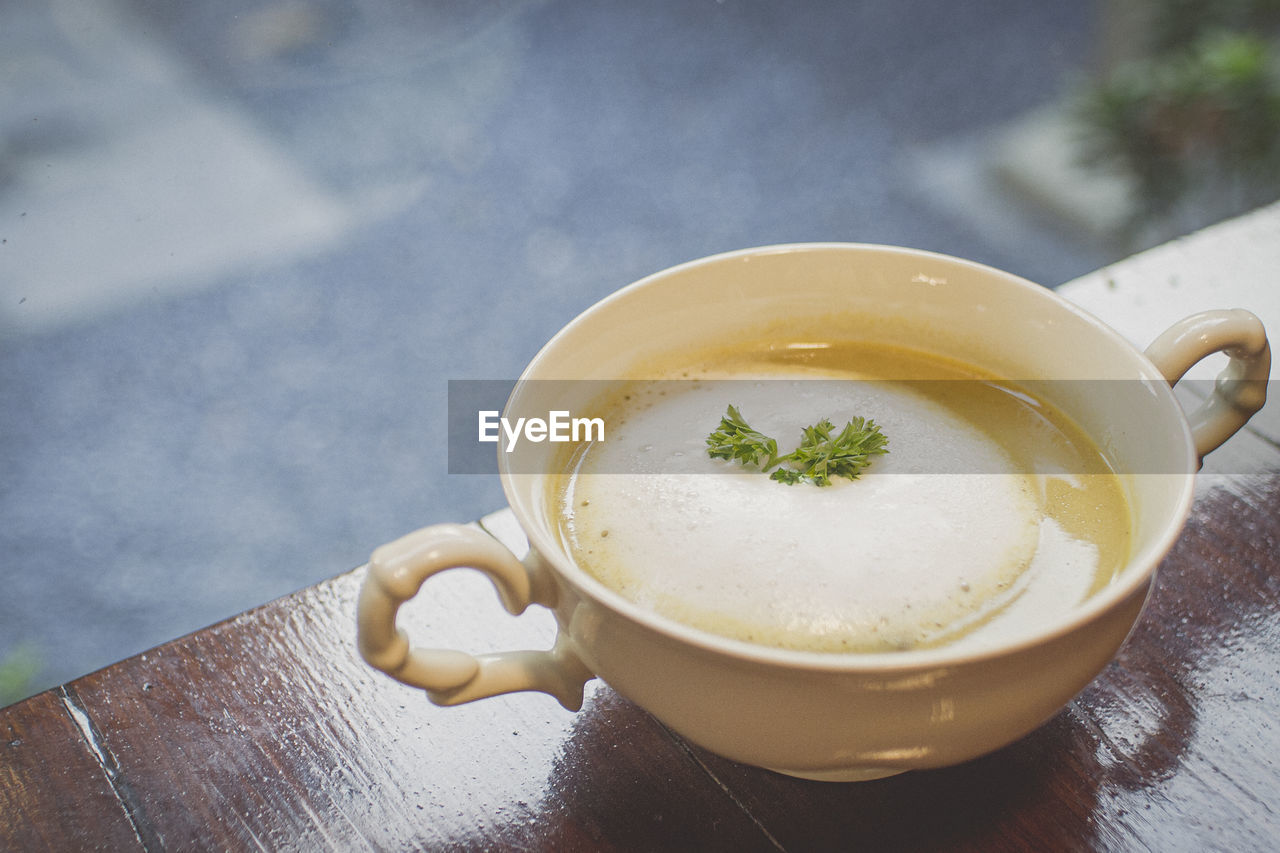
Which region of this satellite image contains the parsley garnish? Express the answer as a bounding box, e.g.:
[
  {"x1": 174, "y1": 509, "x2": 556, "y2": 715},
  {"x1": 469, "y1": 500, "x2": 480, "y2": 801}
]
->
[{"x1": 706, "y1": 405, "x2": 888, "y2": 486}]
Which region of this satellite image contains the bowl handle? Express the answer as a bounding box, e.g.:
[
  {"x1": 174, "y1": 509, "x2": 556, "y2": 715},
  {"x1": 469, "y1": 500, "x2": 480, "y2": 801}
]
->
[
  {"x1": 357, "y1": 523, "x2": 594, "y2": 710},
  {"x1": 1144, "y1": 309, "x2": 1270, "y2": 462}
]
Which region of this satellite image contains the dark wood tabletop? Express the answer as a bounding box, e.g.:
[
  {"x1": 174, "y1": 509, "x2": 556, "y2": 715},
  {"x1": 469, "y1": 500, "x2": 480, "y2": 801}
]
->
[{"x1": 2, "y1": 422, "x2": 1278, "y2": 851}]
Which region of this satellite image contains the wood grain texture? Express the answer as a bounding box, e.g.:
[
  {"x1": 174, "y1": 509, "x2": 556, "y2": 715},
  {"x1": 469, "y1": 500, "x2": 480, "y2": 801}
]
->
[
  {"x1": 36, "y1": 524, "x2": 776, "y2": 851},
  {"x1": 0, "y1": 689, "x2": 146, "y2": 851}
]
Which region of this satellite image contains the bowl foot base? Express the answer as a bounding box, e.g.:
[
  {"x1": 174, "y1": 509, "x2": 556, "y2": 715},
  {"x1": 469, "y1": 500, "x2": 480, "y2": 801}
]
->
[{"x1": 765, "y1": 765, "x2": 906, "y2": 783}]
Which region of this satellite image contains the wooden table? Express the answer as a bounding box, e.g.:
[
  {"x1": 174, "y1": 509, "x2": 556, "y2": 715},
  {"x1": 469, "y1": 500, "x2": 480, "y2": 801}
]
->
[{"x1": 4, "y1": 209, "x2": 1278, "y2": 851}]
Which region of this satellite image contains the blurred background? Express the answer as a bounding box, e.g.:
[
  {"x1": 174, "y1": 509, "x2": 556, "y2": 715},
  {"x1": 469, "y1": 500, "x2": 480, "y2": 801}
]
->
[{"x1": 3, "y1": 0, "x2": 1278, "y2": 704}]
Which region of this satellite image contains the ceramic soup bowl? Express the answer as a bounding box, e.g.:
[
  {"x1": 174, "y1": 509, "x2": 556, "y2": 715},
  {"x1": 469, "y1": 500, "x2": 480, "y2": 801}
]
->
[{"x1": 358, "y1": 244, "x2": 1268, "y2": 781}]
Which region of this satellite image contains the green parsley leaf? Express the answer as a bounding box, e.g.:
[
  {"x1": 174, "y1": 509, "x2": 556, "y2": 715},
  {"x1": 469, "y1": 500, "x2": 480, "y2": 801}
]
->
[
  {"x1": 705, "y1": 404, "x2": 781, "y2": 470},
  {"x1": 706, "y1": 405, "x2": 888, "y2": 486},
  {"x1": 786, "y1": 415, "x2": 889, "y2": 486}
]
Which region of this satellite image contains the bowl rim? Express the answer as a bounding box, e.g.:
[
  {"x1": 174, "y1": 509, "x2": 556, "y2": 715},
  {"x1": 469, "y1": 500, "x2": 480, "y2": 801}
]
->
[{"x1": 499, "y1": 242, "x2": 1198, "y2": 672}]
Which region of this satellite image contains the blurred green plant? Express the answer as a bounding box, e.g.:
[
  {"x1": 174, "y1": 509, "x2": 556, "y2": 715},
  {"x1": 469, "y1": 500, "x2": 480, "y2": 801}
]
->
[
  {"x1": 1146, "y1": 0, "x2": 1280, "y2": 53},
  {"x1": 1076, "y1": 1, "x2": 1280, "y2": 235},
  {"x1": 0, "y1": 645, "x2": 42, "y2": 707}
]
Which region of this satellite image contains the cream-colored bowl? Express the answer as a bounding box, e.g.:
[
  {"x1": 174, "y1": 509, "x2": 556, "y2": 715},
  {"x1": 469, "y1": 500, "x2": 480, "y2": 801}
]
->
[{"x1": 358, "y1": 244, "x2": 1269, "y2": 781}]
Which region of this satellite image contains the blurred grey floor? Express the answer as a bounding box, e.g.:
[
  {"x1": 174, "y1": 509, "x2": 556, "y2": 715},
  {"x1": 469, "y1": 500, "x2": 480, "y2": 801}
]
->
[{"x1": 1, "y1": 0, "x2": 1115, "y2": 700}]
